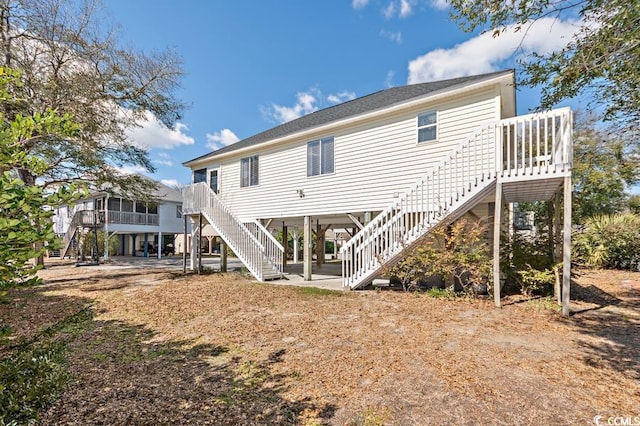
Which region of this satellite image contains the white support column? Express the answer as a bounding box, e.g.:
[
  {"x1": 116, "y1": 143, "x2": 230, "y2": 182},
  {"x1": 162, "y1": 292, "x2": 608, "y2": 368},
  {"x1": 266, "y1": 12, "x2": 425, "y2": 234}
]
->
[
  {"x1": 189, "y1": 218, "x2": 197, "y2": 270},
  {"x1": 562, "y1": 176, "x2": 572, "y2": 316},
  {"x1": 493, "y1": 182, "x2": 503, "y2": 308},
  {"x1": 364, "y1": 211, "x2": 372, "y2": 225},
  {"x1": 104, "y1": 193, "x2": 109, "y2": 260},
  {"x1": 157, "y1": 231, "x2": 162, "y2": 259},
  {"x1": 303, "y1": 216, "x2": 312, "y2": 281},
  {"x1": 293, "y1": 229, "x2": 299, "y2": 263}
]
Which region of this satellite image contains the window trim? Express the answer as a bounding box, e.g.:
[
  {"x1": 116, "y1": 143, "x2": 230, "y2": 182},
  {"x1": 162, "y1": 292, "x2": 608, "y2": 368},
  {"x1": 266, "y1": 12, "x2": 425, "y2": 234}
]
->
[
  {"x1": 240, "y1": 155, "x2": 259, "y2": 188},
  {"x1": 417, "y1": 110, "x2": 438, "y2": 143},
  {"x1": 306, "y1": 136, "x2": 335, "y2": 177}
]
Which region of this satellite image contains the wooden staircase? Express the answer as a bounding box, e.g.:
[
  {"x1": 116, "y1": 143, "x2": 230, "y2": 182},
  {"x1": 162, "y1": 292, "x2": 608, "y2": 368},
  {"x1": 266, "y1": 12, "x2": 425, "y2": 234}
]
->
[
  {"x1": 182, "y1": 184, "x2": 284, "y2": 281},
  {"x1": 60, "y1": 210, "x2": 104, "y2": 259},
  {"x1": 341, "y1": 108, "x2": 573, "y2": 289}
]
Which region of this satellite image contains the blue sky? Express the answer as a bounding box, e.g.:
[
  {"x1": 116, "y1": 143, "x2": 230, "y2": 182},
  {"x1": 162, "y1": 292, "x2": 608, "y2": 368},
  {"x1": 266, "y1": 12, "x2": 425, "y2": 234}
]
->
[{"x1": 104, "y1": 0, "x2": 581, "y2": 187}]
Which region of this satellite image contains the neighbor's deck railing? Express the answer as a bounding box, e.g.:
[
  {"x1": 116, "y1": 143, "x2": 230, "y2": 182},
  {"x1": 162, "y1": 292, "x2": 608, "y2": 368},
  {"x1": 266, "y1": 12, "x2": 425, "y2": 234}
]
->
[{"x1": 107, "y1": 211, "x2": 159, "y2": 226}]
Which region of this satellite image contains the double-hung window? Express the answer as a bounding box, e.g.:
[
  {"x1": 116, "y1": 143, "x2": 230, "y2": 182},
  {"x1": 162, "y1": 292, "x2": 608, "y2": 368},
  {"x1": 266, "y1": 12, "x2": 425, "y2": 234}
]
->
[
  {"x1": 240, "y1": 155, "x2": 259, "y2": 187},
  {"x1": 417, "y1": 111, "x2": 437, "y2": 143},
  {"x1": 307, "y1": 137, "x2": 334, "y2": 177}
]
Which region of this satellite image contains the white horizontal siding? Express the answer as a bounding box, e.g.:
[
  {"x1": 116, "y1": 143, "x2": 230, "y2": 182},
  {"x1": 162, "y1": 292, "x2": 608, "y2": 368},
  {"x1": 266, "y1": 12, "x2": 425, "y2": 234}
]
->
[{"x1": 201, "y1": 87, "x2": 500, "y2": 221}]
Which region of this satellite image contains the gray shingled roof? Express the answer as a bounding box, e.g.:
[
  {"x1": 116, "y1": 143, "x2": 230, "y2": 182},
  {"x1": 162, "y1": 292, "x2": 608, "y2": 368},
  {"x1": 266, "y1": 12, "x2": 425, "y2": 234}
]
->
[{"x1": 185, "y1": 70, "x2": 512, "y2": 164}]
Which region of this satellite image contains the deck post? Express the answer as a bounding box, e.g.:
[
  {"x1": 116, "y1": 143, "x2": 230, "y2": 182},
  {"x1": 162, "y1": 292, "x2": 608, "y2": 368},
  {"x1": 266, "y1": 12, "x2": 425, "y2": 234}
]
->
[
  {"x1": 553, "y1": 192, "x2": 562, "y2": 304},
  {"x1": 282, "y1": 224, "x2": 288, "y2": 268},
  {"x1": 292, "y1": 229, "x2": 299, "y2": 263},
  {"x1": 198, "y1": 213, "x2": 203, "y2": 273},
  {"x1": 220, "y1": 238, "x2": 227, "y2": 272},
  {"x1": 104, "y1": 194, "x2": 109, "y2": 260},
  {"x1": 183, "y1": 215, "x2": 187, "y2": 273},
  {"x1": 562, "y1": 176, "x2": 572, "y2": 316},
  {"x1": 189, "y1": 219, "x2": 196, "y2": 270},
  {"x1": 157, "y1": 231, "x2": 162, "y2": 259},
  {"x1": 493, "y1": 181, "x2": 503, "y2": 308},
  {"x1": 303, "y1": 216, "x2": 312, "y2": 281}
]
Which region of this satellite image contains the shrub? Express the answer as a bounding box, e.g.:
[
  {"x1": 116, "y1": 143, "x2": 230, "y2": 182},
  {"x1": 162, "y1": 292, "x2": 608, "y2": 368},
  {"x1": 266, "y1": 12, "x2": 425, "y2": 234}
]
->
[
  {"x1": 0, "y1": 342, "x2": 69, "y2": 425},
  {"x1": 385, "y1": 218, "x2": 492, "y2": 294},
  {"x1": 501, "y1": 231, "x2": 557, "y2": 296},
  {"x1": 573, "y1": 213, "x2": 640, "y2": 270}
]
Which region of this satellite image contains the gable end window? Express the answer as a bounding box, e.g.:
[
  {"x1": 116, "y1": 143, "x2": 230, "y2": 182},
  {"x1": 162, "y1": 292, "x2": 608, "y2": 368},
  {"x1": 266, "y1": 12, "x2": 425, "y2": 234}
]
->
[
  {"x1": 307, "y1": 137, "x2": 334, "y2": 177},
  {"x1": 240, "y1": 155, "x2": 259, "y2": 187},
  {"x1": 417, "y1": 111, "x2": 437, "y2": 143}
]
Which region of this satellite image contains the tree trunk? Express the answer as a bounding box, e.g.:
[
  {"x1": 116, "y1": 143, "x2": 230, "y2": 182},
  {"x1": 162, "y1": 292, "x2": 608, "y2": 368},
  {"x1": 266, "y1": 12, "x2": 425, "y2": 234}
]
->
[{"x1": 19, "y1": 169, "x2": 46, "y2": 267}]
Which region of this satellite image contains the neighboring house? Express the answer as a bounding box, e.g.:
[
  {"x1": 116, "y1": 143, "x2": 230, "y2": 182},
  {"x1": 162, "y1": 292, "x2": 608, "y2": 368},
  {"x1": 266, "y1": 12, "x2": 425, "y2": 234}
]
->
[
  {"x1": 181, "y1": 70, "x2": 573, "y2": 310},
  {"x1": 53, "y1": 179, "x2": 185, "y2": 259}
]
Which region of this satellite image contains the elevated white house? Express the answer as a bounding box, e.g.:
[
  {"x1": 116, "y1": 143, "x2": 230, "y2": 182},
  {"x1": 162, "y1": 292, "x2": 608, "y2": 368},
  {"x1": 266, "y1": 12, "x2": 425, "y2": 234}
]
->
[
  {"x1": 182, "y1": 70, "x2": 573, "y2": 313},
  {"x1": 53, "y1": 180, "x2": 185, "y2": 259}
]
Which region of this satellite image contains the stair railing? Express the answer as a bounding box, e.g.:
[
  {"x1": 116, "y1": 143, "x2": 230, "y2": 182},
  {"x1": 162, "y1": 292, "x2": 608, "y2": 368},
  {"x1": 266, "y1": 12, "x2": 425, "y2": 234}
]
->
[
  {"x1": 245, "y1": 221, "x2": 284, "y2": 277},
  {"x1": 341, "y1": 122, "x2": 497, "y2": 288},
  {"x1": 60, "y1": 210, "x2": 103, "y2": 258},
  {"x1": 341, "y1": 108, "x2": 573, "y2": 289},
  {"x1": 183, "y1": 183, "x2": 284, "y2": 281}
]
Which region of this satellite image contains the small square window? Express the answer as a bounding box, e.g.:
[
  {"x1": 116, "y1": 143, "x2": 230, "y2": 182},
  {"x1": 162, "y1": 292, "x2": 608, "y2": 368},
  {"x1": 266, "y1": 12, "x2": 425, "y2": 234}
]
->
[{"x1": 418, "y1": 111, "x2": 437, "y2": 143}]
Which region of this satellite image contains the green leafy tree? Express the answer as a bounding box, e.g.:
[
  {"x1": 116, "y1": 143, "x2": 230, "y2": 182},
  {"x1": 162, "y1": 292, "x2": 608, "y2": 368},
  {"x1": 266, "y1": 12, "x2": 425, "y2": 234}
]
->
[
  {"x1": 0, "y1": 67, "x2": 79, "y2": 290},
  {"x1": 572, "y1": 114, "x2": 640, "y2": 221},
  {"x1": 449, "y1": 0, "x2": 640, "y2": 130},
  {"x1": 0, "y1": 0, "x2": 185, "y2": 198}
]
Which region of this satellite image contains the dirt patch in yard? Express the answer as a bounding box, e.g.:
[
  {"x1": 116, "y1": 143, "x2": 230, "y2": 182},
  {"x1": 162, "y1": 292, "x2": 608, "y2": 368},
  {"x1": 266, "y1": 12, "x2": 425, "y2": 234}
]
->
[{"x1": 2, "y1": 265, "x2": 639, "y2": 425}]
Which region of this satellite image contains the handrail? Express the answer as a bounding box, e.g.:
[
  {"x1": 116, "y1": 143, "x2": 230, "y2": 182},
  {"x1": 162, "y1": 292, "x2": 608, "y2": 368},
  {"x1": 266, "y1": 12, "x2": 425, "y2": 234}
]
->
[
  {"x1": 183, "y1": 183, "x2": 284, "y2": 280},
  {"x1": 60, "y1": 210, "x2": 103, "y2": 258},
  {"x1": 341, "y1": 108, "x2": 573, "y2": 289}
]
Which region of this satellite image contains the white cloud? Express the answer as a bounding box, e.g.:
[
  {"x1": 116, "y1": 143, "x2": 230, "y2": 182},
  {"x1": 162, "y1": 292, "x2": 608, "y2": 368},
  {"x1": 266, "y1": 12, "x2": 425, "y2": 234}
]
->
[
  {"x1": 117, "y1": 164, "x2": 149, "y2": 176},
  {"x1": 327, "y1": 91, "x2": 356, "y2": 104},
  {"x1": 380, "y1": 29, "x2": 403, "y2": 44},
  {"x1": 160, "y1": 178, "x2": 181, "y2": 188},
  {"x1": 383, "y1": 0, "x2": 416, "y2": 19},
  {"x1": 399, "y1": 0, "x2": 414, "y2": 17},
  {"x1": 385, "y1": 70, "x2": 396, "y2": 88},
  {"x1": 153, "y1": 159, "x2": 174, "y2": 167},
  {"x1": 263, "y1": 88, "x2": 358, "y2": 124},
  {"x1": 407, "y1": 17, "x2": 581, "y2": 84},
  {"x1": 352, "y1": 0, "x2": 369, "y2": 9},
  {"x1": 206, "y1": 128, "x2": 240, "y2": 150},
  {"x1": 126, "y1": 111, "x2": 195, "y2": 150},
  {"x1": 383, "y1": 2, "x2": 396, "y2": 19},
  {"x1": 430, "y1": 0, "x2": 449, "y2": 10}
]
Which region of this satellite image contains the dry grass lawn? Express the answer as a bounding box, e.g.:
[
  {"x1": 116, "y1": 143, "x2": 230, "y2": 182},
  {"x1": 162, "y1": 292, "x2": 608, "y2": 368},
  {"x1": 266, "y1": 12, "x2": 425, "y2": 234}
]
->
[{"x1": 2, "y1": 263, "x2": 639, "y2": 425}]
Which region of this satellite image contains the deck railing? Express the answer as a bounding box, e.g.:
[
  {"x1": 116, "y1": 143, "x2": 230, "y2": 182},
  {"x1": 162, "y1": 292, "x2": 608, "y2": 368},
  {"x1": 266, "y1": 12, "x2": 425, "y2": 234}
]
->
[
  {"x1": 341, "y1": 108, "x2": 573, "y2": 289},
  {"x1": 183, "y1": 182, "x2": 283, "y2": 281},
  {"x1": 499, "y1": 107, "x2": 573, "y2": 178}
]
